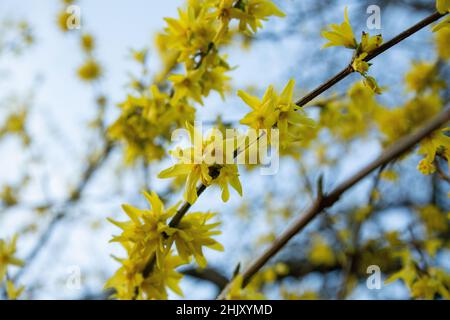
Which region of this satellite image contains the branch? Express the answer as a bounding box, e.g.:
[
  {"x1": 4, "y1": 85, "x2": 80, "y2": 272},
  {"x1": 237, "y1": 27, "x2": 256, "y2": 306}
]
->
[
  {"x1": 295, "y1": 11, "x2": 445, "y2": 108},
  {"x1": 217, "y1": 107, "x2": 450, "y2": 299}
]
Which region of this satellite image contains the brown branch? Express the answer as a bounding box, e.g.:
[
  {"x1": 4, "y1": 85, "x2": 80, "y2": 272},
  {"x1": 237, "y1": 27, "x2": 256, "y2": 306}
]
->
[{"x1": 217, "y1": 107, "x2": 450, "y2": 299}]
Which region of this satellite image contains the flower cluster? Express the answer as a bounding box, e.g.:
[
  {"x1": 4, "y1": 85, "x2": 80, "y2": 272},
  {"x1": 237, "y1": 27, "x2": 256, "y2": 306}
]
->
[
  {"x1": 433, "y1": 0, "x2": 450, "y2": 32},
  {"x1": 238, "y1": 79, "x2": 315, "y2": 149},
  {"x1": 109, "y1": 0, "x2": 284, "y2": 164},
  {"x1": 0, "y1": 235, "x2": 25, "y2": 300},
  {"x1": 158, "y1": 122, "x2": 242, "y2": 204},
  {"x1": 105, "y1": 191, "x2": 223, "y2": 299},
  {"x1": 321, "y1": 7, "x2": 383, "y2": 94}
]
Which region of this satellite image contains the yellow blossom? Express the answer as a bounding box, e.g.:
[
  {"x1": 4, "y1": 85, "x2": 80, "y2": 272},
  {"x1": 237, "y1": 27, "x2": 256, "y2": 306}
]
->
[
  {"x1": 0, "y1": 235, "x2": 24, "y2": 281},
  {"x1": 171, "y1": 212, "x2": 224, "y2": 267},
  {"x1": 360, "y1": 31, "x2": 383, "y2": 54},
  {"x1": 416, "y1": 129, "x2": 450, "y2": 175},
  {"x1": 226, "y1": 275, "x2": 265, "y2": 300},
  {"x1": 6, "y1": 280, "x2": 24, "y2": 300},
  {"x1": 321, "y1": 7, "x2": 357, "y2": 49},
  {"x1": 436, "y1": 0, "x2": 450, "y2": 14},
  {"x1": 234, "y1": 0, "x2": 285, "y2": 34},
  {"x1": 158, "y1": 123, "x2": 242, "y2": 204},
  {"x1": 352, "y1": 53, "x2": 370, "y2": 74},
  {"x1": 169, "y1": 69, "x2": 205, "y2": 105},
  {"x1": 239, "y1": 79, "x2": 315, "y2": 148},
  {"x1": 435, "y1": 27, "x2": 450, "y2": 60},
  {"x1": 108, "y1": 191, "x2": 179, "y2": 267},
  {"x1": 363, "y1": 76, "x2": 382, "y2": 94},
  {"x1": 81, "y1": 34, "x2": 95, "y2": 52}
]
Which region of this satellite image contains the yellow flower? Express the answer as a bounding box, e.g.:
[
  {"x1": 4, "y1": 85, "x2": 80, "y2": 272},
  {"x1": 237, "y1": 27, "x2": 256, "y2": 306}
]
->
[
  {"x1": 171, "y1": 212, "x2": 224, "y2": 267},
  {"x1": 139, "y1": 252, "x2": 184, "y2": 299},
  {"x1": 352, "y1": 53, "x2": 370, "y2": 74},
  {"x1": 404, "y1": 62, "x2": 442, "y2": 93},
  {"x1": 239, "y1": 85, "x2": 279, "y2": 130},
  {"x1": 163, "y1": 6, "x2": 216, "y2": 63},
  {"x1": 321, "y1": 7, "x2": 357, "y2": 49},
  {"x1": 363, "y1": 76, "x2": 382, "y2": 94},
  {"x1": 436, "y1": 0, "x2": 450, "y2": 14},
  {"x1": 234, "y1": 0, "x2": 285, "y2": 34},
  {"x1": 417, "y1": 205, "x2": 448, "y2": 235},
  {"x1": 433, "y1": 1, "x2": 450, "y2": 32},
  {"x1": 0, "y1": 235, "x2": 24, "y2": 281},
  {"x1": 435, "y1": 27, "x2": 450, "y2": 60},
  {"x1": 416, "y1": 129, "x2": 450, "y2": 175},
  {"x1": 106, "y1": 252, "x2": 184, "y2": 300},
  {"x1": 360, "y1": 31, "x2": 383, "y2": 54},
  {"x1": 131, "y1": 48, "x2": 148, "y2": 65},
  {"x1": 308, "y1": 236, "x2": 336, "y2": 266},
  {"x1": 6, "y1": 280, "x2": 25, "y2": 300},
  {"x1": 226, "y1": 275, "x2": 265, "y2": 300},
  {"x1": 158, "y1": 123, "x2": 242, "y2": 204},
  {"x1": 169, "y1": 69, "x2": 204, "y2": 105},
  {"x1": 80, "y1": 34, "x2": 95, "y2": 52},
  {"x1": 239, "y1": 80, "x2": 315, "y2": 148},
  {"x1": 417, "y1": 158, "x2": 436, "y2": 175},
  {"x1": 108, "y1": 191, "x2": 179, "y2": 267},
  {"x1": 57, "y1": 11, "x2": 72, "y2": 32},
  {"x1": 77, "y1": 59, "x2": 102, "y2": 82}
]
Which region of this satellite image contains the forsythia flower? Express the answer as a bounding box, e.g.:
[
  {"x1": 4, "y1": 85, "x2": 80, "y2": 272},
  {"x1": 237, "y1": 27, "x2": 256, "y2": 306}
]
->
[
  {"x1": 416, "y1": 129, "x2": 450, "y2": 175},
  {"x1": 108, "y1": 191, "x2": 179, "y2": 267},
  {"x1": 352, "y1": 52, "x2": 370, "y2": 74},
  {"x1": 234, "y1": 0, "x2": 285, "y2": 34},
  {"x1": 437, "y1": 0, "x2": 450, "y2": 13},
  {"x1": 158, "y1": 122, "x2": 242, "y2": 204},
  {"x1": 433, "y1": 0, "x2": 450, "y2": 32},
  {"x1": 322, "y1": 7, "x2": 383, "y2": 93},
  {"x1": 404, "y1": 62, "x2": 443, "y2": 93},
  {"x1": 362, "y1": 76, "x2": 382, "y2": 94},
  {"x1": 57, "y1": 11, "x2": 72, "y2": 32},
  {"x1": 308, "y1": 236, "x2": 336, "y2": 267},
  {"x1": 0, "y1": 110, "x2": 30, "y2": 145},
  {"x1": 108, "y1": 84, "x2": 195, "y2": 164},
  {"x1": 360, "y1": 31, "x2": 383, "y2": 54},
  {"x1": 435, "y1": 27, "x2": 450, "y2": 60},
  {"x1": 321, "y1": 7, "x2": 357, "y2": 49},
  {"x1": 80, "y1": 33, "x2": 95, "y2": 53},
  {"x1": 6, "y1": 280, "x2": 24, "y2": 300},
  {"x1": 106, "y1": 191, "x2": 224, "y2": 299},
  {"x1": 0, "y1": 235, "x2": 24, "y2": 281},
  {"x1": 169, "y1": 69, "x2": 206, "y2": 105},
  {"x1": 238, "y1": 79, "x2": 315, "y2": 148},
  {"x1": 77, "y1": 59, "x2": 102, "y2": 82},
  {"x1": 226, "y1": 275, "x2": 266, "y2": 300},
  {"x1": 171, "y1": 212, "x2": 224, "y2": 267}
]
